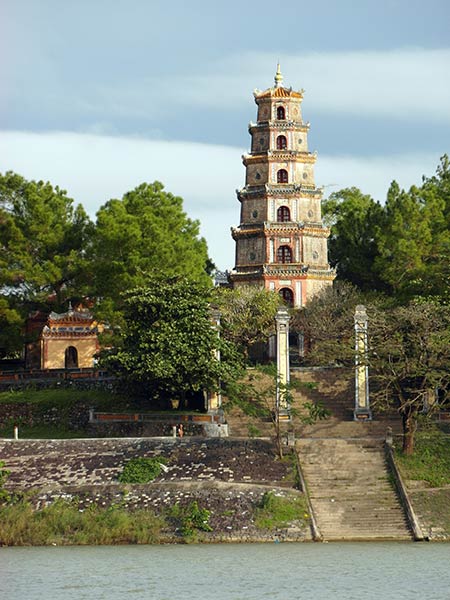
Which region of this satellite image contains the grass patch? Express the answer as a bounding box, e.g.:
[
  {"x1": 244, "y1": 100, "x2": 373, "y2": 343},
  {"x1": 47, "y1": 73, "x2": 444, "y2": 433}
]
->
[
  {"x1": 395, "y1": 429, "x2": 450, "y2": 487},
  {"x1": 254, "y1": 491, "x2": 308, "y2": 530},
  {"x1": 0, "y1": 388, "x2": 131, "y2": 409},
  {"x1": 118, "y1": 457, "x2": 167, "y2": 484},
  {"x1": 410, "y1": 489, "x2": 450, "y2": 535},
  {"x1": 0, "y1": 499, "x2": 165, "y2": 546}
]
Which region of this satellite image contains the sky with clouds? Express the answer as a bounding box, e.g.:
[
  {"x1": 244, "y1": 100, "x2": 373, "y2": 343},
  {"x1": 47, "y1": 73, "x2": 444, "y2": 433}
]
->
[{"x1": 1, "y1": 0, "x2": 449, "y2": 269}]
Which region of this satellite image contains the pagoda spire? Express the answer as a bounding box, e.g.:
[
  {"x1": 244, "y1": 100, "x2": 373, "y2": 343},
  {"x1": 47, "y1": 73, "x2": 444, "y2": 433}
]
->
[{"x1": 274, "y1": 63, "x2": 283, "y2": 88}]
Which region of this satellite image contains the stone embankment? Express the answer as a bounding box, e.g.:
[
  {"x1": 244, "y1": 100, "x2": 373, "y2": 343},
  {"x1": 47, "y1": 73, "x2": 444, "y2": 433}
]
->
[{"x1": 0, "y1": 438, "x2": 312, "y2": 543}]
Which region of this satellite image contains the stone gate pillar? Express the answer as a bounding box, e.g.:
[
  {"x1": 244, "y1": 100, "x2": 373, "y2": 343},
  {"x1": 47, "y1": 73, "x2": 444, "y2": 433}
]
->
[
  {"x1": 206, "y1": 308, "x2": 222, "y2": 413},
  {"x1": 275, "y1": 306, "x2": 290, "y2": 415},
  {"x1": 354, "y1": 304, "x2": 372, "y2": 421}
]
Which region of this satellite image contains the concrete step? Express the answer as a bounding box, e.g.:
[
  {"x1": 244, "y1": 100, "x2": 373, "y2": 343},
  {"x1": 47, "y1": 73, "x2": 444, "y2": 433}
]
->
[{"x1": 297, "y1": 437, "x2": 412, "y2": 541}]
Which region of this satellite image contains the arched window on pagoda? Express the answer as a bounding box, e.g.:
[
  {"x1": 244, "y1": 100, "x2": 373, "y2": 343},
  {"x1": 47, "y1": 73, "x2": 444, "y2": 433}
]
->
[
  {"x1": 276, "y1": 135, "x2": 287, "y2": 150},
  {"x1": 277, "y1": 106, "x2": 286, "y2": 120},
  {"x1": 277, "y1": 245, "x2": 292, "y2": 263},
  {"x1": 279, "y1": 288, "x2": 294, "y2": 306},
  {"x1": 277, "y1": 169, "x2": 288, "y2": 183},
  {"x1": 277, "y1": 206, "x2": 290, "y2": 222}
]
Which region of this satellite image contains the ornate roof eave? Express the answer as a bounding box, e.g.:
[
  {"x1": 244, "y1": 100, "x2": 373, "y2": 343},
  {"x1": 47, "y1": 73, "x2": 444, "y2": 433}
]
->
[
  {"x1": 48, "y1": 310, "x2": 94, "y2": 323},
  {"x1": 242, "y1": 151, "x2": 317, "y2": 165},
  {"x1": 253, "y1": 87, "x2": 304, "y2": 100},
  {"x1": 237, "y1": 184, "x2": 323, "y2": 200}
]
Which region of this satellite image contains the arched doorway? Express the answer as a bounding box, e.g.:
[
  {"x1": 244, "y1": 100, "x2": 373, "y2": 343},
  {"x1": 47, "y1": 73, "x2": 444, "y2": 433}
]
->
[
  {"x1": 279, "y1": 288, "x2": 294, "y2": 307},
  {"x1": 65, "y1": 346, "x2": 78, "y2": 369}
]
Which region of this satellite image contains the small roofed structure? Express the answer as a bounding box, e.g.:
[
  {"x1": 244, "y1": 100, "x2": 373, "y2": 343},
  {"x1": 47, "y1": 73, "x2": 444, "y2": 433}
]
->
[{"x1": 25, "y1": 304, "x2": 100, "y2": 370}]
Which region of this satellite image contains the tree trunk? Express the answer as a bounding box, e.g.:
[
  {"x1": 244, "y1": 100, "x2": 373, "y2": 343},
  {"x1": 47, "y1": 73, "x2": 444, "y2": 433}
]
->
[{"x1": 402, "y1": 410, "x2": 416, "y2": 455}]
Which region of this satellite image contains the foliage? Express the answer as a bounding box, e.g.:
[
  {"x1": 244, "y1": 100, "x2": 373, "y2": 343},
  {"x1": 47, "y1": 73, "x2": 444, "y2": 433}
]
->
[
  {"x1": 213, "y1": 286, "x2": 280, "y2": 360},
  {"x1": 101, "y1": 275, "x2": 243, "y2": 403},
  {"x1": 226, "y1": 364, "x2": 329, "y2": 458},
  {"x1": 323, "y1": 156, "x2": 450, "y2": 302},
  {"x1": 92, "y1": 181, "x2": 212, "y2": 330},
  {"x1": 0, "y1": 460, "x2": 11, "y2": 503},
  {"x1": 0, "y1": 297, "x2": 23, "y2": 358},
  {"x1": 369, "y1": 302, "x2": 450, "y2": 454},
  {"x1": 168, "y1": 501, "x2": 213, "y2": 539},
  {"x1": 0, "y1": 171, "x2": 93, "y2": 309},
  {"x1": 293, "y1": 280, "x2": 380, "y2": 367},
  {"x1": 323, "y1": 187, "x2": 385, "y2": 291},
  {"x1": 254, "y1": 491, "x2": 308, "y2": 530},
  {"x1": 0, "y1": 499, "x2": 164, "y2": 545},
  {"x1": 118, "y1": 457, "x2": 167, "y2": 484},
  {"x1": 296, "y1": 284, "x2": 450, "y2": 454},
  {"x1": 395, "y1": 428, "x2": 450, "y2": 487}
]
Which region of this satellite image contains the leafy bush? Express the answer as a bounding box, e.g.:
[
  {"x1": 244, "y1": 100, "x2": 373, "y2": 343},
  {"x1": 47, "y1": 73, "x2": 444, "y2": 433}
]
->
[
  {"x1": 254, "y1": 491, "x2": 308, "y2": 530},
  {"x1": 0, "y1": 460, "x2": 11, "y2": 503},
  {"x1": 168, "y1": 501, "x2": 212, "y2": 539},
  {"x1": 118, "y1": 457, "x2": 167, "y2": 483}
]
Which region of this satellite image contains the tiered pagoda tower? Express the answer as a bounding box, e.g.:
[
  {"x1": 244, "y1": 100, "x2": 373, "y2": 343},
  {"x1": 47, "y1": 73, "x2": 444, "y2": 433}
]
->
[{"x1": 230, "y1": 66, "x2": 334, "y2": 307}]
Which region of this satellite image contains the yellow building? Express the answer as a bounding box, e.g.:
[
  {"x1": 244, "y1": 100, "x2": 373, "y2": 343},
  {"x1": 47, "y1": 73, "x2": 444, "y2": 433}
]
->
[{"x1": 26, "y1": 305, "x2": 100, "y2": 370}]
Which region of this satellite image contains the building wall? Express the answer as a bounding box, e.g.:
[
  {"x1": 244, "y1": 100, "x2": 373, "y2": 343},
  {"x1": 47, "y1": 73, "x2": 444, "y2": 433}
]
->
[{"x1": 43, "y1": 337, "x2": 98, "y2": 369}]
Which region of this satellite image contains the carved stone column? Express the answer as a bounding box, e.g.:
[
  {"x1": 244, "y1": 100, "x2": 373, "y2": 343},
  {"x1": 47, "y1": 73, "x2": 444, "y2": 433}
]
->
[
  {"x1": 206, "y1": 308, "x2": 222, "y2": 413},
  {"x1": 354, "y1": 304, "x2": 372, "y2": 421},
  {"x1": 275, "y1": 306, "x2": 290, "y2": 415}
]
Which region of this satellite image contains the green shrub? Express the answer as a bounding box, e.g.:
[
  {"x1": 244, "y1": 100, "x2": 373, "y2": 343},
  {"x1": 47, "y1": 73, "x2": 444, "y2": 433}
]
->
[
  {"x1": 254, "y1": 491, "x2": 308, "y2": 530},
  {"x1": 168, "y1": 501, "x2": 212, "y2": 540},
  {"x1": 118, "y1": 457, "x2": 167, "y2": 484}
]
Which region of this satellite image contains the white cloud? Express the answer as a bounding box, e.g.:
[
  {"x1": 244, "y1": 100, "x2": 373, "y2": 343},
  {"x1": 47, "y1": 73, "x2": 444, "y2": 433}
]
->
[
  {"x1": 80, "y1": 49, "x2": 450, "y2": 124},
  {"x1": 0, "y1": 130, "x2": 442, "y2": 269}
]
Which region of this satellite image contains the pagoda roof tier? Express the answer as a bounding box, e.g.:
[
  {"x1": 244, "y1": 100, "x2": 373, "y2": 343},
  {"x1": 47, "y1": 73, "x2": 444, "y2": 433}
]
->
[
  {"x1": 242, "y1": 151, "x2": 317, "y2": 166},
  {"x1": 236, "y1": 184, "x2": 322, "y2": 200},
  {"x1": 253, "y1": 86, "x2": 304, "y2": 100},
  {"x1": 48, "y1": 309, "x2": 94, "y2": 323},
  {"x1": 263, "y1": 264, "x2": 309, "y2": 276},
  {"x1": 249, "y1": 120, "x2": 310, "y2": 132},
  {"x1": 231, "y1": 222, "x2": 329, "y2": 240}
]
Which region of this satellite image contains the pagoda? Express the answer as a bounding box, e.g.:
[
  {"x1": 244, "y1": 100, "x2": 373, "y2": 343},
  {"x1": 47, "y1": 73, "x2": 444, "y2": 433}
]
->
[{"x1": 230, "y1": 66, "x2": 334, "y2": 307}]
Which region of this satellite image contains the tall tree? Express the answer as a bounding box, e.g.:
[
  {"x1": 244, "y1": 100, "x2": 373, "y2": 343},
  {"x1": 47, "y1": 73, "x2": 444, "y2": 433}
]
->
[
  {"x1": 101, "y1": 276, "x2": 243, "y2": 405},
  {"x1": 213, "y1": 286, "x2": 280, "y2": 361},
  {"x1": 92, "y1": 182, "x2": 212, "y2": 328},
  {"x1": 0, "y1": 171, "x2": 93, "y2": 308},
  {"x1": 296, "y1": 284, "x2": 450, "y2": 454},
  {"x1": 323, "y1": 188, "x2": 385, "y2": 292},
  {"x1": 0, "y1": 172, "x2": 94, "y2": 355}
]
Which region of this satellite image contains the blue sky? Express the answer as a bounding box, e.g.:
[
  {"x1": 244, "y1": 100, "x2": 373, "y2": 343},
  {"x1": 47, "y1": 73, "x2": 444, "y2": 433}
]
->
[{"x1": 1, "y1": 0, "x2": 449, "y2": 269}]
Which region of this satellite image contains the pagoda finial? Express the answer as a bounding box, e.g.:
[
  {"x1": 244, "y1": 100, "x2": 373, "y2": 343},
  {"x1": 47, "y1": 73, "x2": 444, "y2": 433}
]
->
[{"x1": 274, "y1": 63, "x2": 283, "y2": 88}]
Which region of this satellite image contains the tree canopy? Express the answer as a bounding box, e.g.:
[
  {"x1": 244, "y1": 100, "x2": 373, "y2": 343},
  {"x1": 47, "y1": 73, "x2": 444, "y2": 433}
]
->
[
  {"x1": 0, "y1": 171, "x2": 93, "y2": 310},
  {"x1": 92, "y1": 181, "x2": 213, "y2": 328},
  {"x1": 213, "y1": 286, "x2": 281, "y2": 361},
  {"x1": 324, "y1": 156, "x2": 450, "y2": 302},
  {"x1": 101, "y1": 276, "x2": 243, "y2": 405},
  {"x1": 296, "y1": 284, "x2": 450, "y2": 454},
  {"x1": 0, "y1": 174, "x2": 214, "y2": 357}
]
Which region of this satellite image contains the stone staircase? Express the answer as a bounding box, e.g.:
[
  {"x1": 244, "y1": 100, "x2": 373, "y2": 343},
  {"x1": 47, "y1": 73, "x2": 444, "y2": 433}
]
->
[
  {"x1": 225, "y1": 367, "x2": 402, "y2": 439},
  {"x1": 297, "y1": 438, "x2": 412, "y2": 541}
]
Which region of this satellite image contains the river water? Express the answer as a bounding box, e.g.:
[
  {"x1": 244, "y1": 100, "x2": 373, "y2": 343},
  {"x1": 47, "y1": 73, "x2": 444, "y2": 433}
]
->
[{"x1": 1, "y1": 543, "x2": 449, "y2": 600}]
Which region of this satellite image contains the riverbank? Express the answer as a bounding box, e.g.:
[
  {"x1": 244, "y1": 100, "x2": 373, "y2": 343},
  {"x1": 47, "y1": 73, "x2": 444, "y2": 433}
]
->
[{"x1": 0, "y1": 438, "x2": 312, "y2": 545}]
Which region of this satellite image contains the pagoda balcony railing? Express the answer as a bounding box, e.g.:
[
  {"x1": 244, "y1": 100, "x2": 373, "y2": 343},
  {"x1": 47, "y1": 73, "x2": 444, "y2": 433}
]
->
[
  {"x1": 248, "y1": 120, "x2": 310, "y2": 130},
  {"x1": 237, "y1": 183, "x2": 320, "y2": 197}
]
